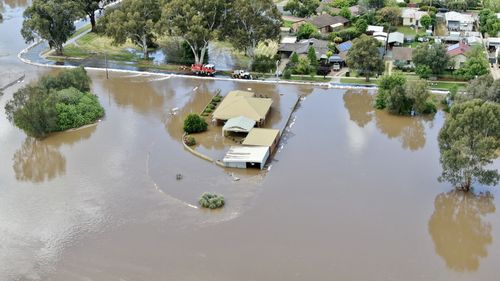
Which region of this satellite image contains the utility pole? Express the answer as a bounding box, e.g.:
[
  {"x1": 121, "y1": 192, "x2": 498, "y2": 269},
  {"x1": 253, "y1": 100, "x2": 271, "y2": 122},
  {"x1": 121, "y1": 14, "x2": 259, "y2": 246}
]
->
[{"x1": 105, "y1": 52, "x2": 109, "y2": 79}]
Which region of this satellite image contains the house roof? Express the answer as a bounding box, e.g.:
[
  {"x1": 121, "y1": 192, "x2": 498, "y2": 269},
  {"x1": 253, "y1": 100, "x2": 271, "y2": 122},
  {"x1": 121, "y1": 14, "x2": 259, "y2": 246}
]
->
[
  {"x1": 279, "y1": 38, "x2": 330, "y2": 57},
  {"x1": 392, "y1": 47, "x2": 413, "y2": 61},
  {"x1": 213, "y1": 91, "x2": 272, "y2": 122},
  {"x1": 447, "y1": 42, "x2": 470, "y2": 56},
  {"x1": 222, "y1": 116, "x2": 256, "y2": 133},
  {"x1": 367, "y1": 25, "x2": 384, "y2": 33},
  {"x1": 243, "y1": 128, "x2": 280, "y2": 147},
  {"x1": 445, "y1": 11, "x2": 474, "y2": 23},
  {"x1": 336, "y1": 40, "x2": 353, "y2": 52},
  {"x1": 402, "y1": 8, "x2": 428, "y2": 20},
  {"x1": 388, "y1": 32, "x2": 405, "y2": 44},
  {"x1": 281, "y1": 36, "x2": 297, "y2": 44},
  {"x1": 308, "y1": 14, "x2": 349, "y2": 29},
  {"x1": 223, "y1": 146, "x2": 269, "y2": 164}
]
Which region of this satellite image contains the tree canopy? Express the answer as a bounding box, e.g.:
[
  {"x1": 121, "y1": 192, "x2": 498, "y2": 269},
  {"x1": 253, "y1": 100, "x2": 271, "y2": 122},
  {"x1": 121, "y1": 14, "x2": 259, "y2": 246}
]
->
[
  {"x1": 412, "y1": 43, "x2": 450, "y2": 75},
  {"x1": 479, "y1": 9, "x2": 500, "y2": 37},
  {"x1": 74, "y1": 0, "x2": 112, "y2": 32},
  {"x1": 346, "y1": 35, "x2": 384, "y2": 81},
  {"x1": 226, "y1": 0, "x2": 281, "y2": 58},
  {"x1": 297, "y1": 23, "x2": 320, "y2": 40},
  {"x1": 376, "y1": 7, "x2": 401, "y2": 26},
  {"x1": 21, "y1": 0, "x2": 81, "y2": 55},
  {"x1": 438, "y1": 99, "x2": 500, "y2": 191},
  {"x1": 284, "y1": 0, "x2": 320, "y2": 18},
  {"x1": 455, "y1": 46, "x2": 489, "y2": 80},
  {"x1": 461, "y1": 75, "x2": 500, "y2": 103},
  {"x1": 5, "y1": 67, "x2": 104, "y2": 138},
  {"x1": 160, "y1": 0, "x2": 225, "y2": 65},
  {"x1": 100, "y1": 0, "x2": 161, "y2": 59}
]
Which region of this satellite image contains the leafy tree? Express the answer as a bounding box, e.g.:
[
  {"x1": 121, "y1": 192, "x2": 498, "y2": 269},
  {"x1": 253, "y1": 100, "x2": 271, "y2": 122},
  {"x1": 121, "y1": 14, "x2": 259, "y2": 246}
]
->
[
  {"x1": 438, "y1": 99, "x2": 500, "y2": 191},
  {"x1": 21, "y1": 0, "x2": 81, "y2": 55},
  {"x1": 413, "y1": 43, "x2": 450, "y2": 75},
  {"x1": 483, "y1": 0, "x2": 500, "y2": 12},
  {"x1": 455, "y1": 46, "x2": 489, "y2": 80},
  {"x1": 405, "y1": 79, "x2": 435, "y2": 114},
  {"x1": 447, "y1": 0, "x2": 468, "y2": 11},
  {"x1": 354, "y1": 18, "x2": 368, "y2": 34},
  {"x1": 420, "y1": 15, "x2": 432, "y2": 30},
  {"x1": 226, "y1": 0, "x2": 281, "y2": 58},
  {"x1": 346, "y1": 35, "x2": 384, "y2": 82},
  {"x1": 183, "y1": 113, "x2": 208, "y2": 134},
  {"x1": 376, "y1": 72, "x2": 411, "y2": 114},
  {"x1": 479, "y1": 9, "x2": 500, "y2": 37},
  {"x1": 5, "y1": 68, "x2": 103, "y2": 138},
  {"x1": 160, "y1": 0, "x2": 224, "y2": 65},
  {"x1": 376, "y1": 7, "x2": 401, "y2": 26},
  {"x1": 284, "y1": 0, "x2": 320, "y2": 18},
  {"x1": 361, "y1": 0, "x2": 386, "y2": 9},
  {"x1": 339, "y1": 6, "x2": 352, "y2": 20},
  {"x1": 416, "y1": 64, "x2": 432, "y2": 79},
  {"x1": 251, "y1": 55, "x2": 277, "y2": 73},
  {"x1": 461, "y1": 75, "x2": 500, "y2": 103},
  {"x1": 74, "y1": 0, "x2": 112, "y2": 32},
  {"x1": 293, "y1": 56, "x2": 315, "y2": 74},
  {"x1": 290, "y1": 52, "x2": 300, "y2": 64},
  {"x1": 307, "y1": 46, "x2": 319, "y2": 68},
  {"x1": 297, "y1": 23, "x2": 320, "y2": 40},
  {"x1": 101, "y1": 0, "x2": 160, "y2": 59},
  {"x1": 199, "y1": 193, "x2": 225, "y2": 209}
]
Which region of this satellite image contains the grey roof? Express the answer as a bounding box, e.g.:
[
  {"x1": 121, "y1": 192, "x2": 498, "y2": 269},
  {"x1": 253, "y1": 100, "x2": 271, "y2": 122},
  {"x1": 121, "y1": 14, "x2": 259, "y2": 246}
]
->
[
  {"x1": 308, "y1": 14, "x2": 349, "y2": 29},
  {"x1": 278, "y1": 38, "x2": 330, "y2": 57},
  {"x1": 388, "y1": 32, "x2": 404, "y2": 44}
]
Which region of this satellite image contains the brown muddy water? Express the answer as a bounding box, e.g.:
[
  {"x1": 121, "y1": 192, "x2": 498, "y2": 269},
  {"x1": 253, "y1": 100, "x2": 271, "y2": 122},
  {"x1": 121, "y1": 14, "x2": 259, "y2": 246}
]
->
[{"x1": 1, "y1": 2, "x2": 500, "y2": 281}]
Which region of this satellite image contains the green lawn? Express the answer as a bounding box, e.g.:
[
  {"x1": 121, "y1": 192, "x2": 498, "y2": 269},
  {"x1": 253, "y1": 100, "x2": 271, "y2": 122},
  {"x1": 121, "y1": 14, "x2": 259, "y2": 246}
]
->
[
  {"x1": 396, "y1": 26, "x2": 417, "y2": 36},
  {"x1": 340, "y1": 78, "x2": 378, "y2": 84},
  {"x1": 282, "y1": 20, "x2": 294, "y2": 28},
  {"x1": 69, "y1": 23, "x2": 91, "y2": 40}
]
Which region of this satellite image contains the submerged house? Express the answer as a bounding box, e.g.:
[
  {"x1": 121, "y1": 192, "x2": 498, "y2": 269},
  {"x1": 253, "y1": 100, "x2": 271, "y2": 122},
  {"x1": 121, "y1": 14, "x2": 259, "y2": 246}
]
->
[
  {"x1": 222, "y1": 116, "x2": 256, "y2": 136},
  {"x1": 242, "y1": 128, "x2": 280, "y2": 154},
  {"x1": 223, "y1": 146, "x2": 270, "y2": 170},
  {"x1": 212, "y1": 91, "x2": 273, "y2": 127}
]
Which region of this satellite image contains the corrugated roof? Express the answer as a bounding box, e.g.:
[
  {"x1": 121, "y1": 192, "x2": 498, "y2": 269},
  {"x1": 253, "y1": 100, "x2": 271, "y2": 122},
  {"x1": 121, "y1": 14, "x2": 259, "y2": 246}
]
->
[
  {"x1": 445, "y1": 11, "x2": 474, "y2": 23},
  {"x1": 447, "y1": 42, "x2": 470, "y2": 56},
  {"x1": 242, "y1": 128, "x2": 280, "y2": 147},
  {"x1": 392, "y1": 47, "x2": 413, "y2": 61},
  {"x1": 213, "y1": 91, "x2": 273, "y2": 122},
  {"x1": 367, "y1": 25, "x2": 384, "y2": 33},
  {"x1": 223, "y1": 116, "x2": 256, "y2": 133},
  {"x1": 388, "y1": 32, "x2": 404, "y2": 44},
  {"x1": 223, "y1": 146, "x2": 269, "y2": 163},
  {"x1": 308, "y1": 14, "x2": 349, "y2": 29}
]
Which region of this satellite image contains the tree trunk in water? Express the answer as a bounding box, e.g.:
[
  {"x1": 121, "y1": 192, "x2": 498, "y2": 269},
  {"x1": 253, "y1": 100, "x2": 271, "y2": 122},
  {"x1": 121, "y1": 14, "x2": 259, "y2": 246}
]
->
[
  {"x1": 90, "y1": 14, "x2": 96, "y2": 32},
  {"x1": 365, "y1": 74, "x2": 370, "y2": 82},
  {"x1": 142, "y1": 35, "x2": 148, "y2": 60}
]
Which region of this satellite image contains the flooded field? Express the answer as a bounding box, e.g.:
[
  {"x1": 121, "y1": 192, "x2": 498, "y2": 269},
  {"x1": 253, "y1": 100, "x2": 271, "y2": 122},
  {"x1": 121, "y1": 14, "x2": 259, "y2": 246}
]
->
[{"x1": 1, "y1": 1, "x2": 500, "y2": 281}]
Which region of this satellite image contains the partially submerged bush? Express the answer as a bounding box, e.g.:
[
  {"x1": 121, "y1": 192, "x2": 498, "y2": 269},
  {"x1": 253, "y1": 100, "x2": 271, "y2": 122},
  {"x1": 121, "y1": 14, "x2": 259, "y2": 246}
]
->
[
  {"x1": 184, "y1": 135, "x2": 196, "y2": 146},
  {"x1": 212, "y1": 95, "x2": 222, "y2": 102},
  {"x1": 183, "y1": 113, "x2": 208, "y2": 134},
  {"x1": 199, "y1": 193, "x2": 225, "y2": 209}
]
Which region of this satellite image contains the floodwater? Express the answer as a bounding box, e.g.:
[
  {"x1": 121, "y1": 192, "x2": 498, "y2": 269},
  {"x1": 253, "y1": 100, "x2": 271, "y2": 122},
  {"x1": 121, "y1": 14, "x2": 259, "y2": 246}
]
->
[{"x1": 1, "y1": 2, "x2": 500, "y2": 281}]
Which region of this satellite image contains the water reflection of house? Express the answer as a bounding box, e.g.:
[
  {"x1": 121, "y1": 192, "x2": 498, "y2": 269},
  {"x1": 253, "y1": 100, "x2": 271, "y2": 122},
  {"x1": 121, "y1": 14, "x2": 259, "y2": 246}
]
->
[{"x1": 212, "y1": 90, "x2": 272, "y2": 127}]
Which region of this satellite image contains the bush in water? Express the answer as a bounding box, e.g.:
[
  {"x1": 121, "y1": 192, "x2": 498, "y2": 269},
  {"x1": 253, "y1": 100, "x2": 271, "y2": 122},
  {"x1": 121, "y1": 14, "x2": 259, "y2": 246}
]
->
[
  {"x1": 183, "y1": 113, "x2": 208, "y2": 134},
  {"x1": 199, "y1": 193, "x2": 225, "y2": 209}
]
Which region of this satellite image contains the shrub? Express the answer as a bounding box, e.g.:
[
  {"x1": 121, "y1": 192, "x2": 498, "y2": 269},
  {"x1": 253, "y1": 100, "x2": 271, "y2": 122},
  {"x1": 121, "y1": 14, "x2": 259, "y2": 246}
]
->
[
  {"x1": 283, "y1": 69, "x2": 292, "y2": 79},
  {"x1": 212, "y1": 95, "x2": 221, "y2": 102},
  {"x1": 207, "y1": 104, "x2": 215, "y2": 110},
  {"x1": 184, "y1": 135, "x2": 196, "y2": 146},
  {"x1": 183, "y1": 113, "x2": 208, "y2": 134},
  {"x1": 205, "y1": 108, "x2": 213, "y2": 113},
  {"x1": 252, "y1": 55, "x2": 277, "y2": 73},
  {"x1": 199, "y1": 193, "x2": 225, "y2": 209},
  {"x1": 297, "y1": 23, "x2": 320, "y2": 40},
  {"x1": 416, "y1": 65, "x2": 432, "y2": 79}
]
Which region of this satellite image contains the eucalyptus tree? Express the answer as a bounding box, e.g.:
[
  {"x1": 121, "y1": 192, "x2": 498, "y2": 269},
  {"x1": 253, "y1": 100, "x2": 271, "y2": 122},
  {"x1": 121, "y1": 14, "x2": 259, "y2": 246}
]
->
[{"x1": 74, "y1": 0, "x2": 113, "y2": 32}]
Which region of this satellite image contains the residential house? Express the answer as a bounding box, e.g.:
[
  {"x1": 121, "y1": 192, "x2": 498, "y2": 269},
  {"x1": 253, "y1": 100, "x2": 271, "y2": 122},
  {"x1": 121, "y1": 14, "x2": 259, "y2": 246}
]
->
[
  {"x1": 447, "y1": 42, "x2": 470, "y2": 69},
  {"x1": 242, "y1": 128, "x2": 281, "y2": 154},
  {"x1": 402, "y1": 8, "x2": 428, "y2": 27},
  {"x1": 278, "y1": 38, "x2": 330, "y2": 59},
  {"x1": 445, "y1": 11, "x2": 475, "y2": 32},
  {"x1": 319, "y1": 5, "x2": 361, "y2": 17},
  {"x1": 308, "y1": 14, "x2": 349, "y2": 33},
  {"x1": 392, "y1": 47, "x2": 413, "y2": 67}
]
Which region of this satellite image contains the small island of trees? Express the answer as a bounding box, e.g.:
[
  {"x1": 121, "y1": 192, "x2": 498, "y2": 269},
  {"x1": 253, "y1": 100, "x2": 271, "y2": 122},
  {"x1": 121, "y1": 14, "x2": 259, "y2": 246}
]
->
[{"x1": 5, "y1": 67, "x2": 105, "y2": 138}]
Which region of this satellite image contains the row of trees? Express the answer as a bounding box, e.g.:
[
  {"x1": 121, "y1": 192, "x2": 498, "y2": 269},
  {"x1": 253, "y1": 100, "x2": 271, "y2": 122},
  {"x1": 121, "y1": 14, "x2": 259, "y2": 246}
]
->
[
  {"x1": 4, "y1": 67, "x2": 104, "y2": 138},
  {"x1": 21, "y1": 0, "x2": 282, "y2": 64}
]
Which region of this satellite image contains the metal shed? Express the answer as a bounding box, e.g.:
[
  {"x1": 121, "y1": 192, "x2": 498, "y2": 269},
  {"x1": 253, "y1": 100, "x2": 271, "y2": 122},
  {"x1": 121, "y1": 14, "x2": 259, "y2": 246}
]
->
[
  {"x1": 222, "y1": 116, "x2": 256, "y2": 136},
  {"x1": 223, "y1": 146, "x2": 270, "y2": 170}
]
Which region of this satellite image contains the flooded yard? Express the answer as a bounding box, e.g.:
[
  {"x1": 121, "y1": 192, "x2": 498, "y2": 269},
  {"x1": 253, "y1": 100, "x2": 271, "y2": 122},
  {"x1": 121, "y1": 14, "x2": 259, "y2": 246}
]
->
[{"x1": 1, "y1": 1, "x2": 499, "y2": 281}]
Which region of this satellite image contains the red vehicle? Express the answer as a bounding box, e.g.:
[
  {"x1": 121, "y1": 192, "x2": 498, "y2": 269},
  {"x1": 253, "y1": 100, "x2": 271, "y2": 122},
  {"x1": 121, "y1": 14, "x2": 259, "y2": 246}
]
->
[{"x1": 191, "y1": 64, "x2": 216, "y2": 76}]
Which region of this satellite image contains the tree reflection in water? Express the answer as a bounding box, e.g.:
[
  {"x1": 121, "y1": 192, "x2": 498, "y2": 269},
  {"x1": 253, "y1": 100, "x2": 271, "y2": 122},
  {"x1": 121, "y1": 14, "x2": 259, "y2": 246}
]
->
[
  {"x1": 343, "y1": 90, "x2": 432, "y2": 151},
  {"x1": 428, "y1": 190, "x2": 495, "y2": 272},
  {"x1": 12, "y1": 125, "x2": 97, "y2": 183}
]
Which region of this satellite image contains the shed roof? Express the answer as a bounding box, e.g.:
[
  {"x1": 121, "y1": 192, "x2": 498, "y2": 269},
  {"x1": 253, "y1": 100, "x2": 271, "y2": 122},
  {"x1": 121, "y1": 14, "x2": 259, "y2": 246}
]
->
[
  {"x1": 445, "y1": 11, "x2": 474, "y2": 23},
  {"x1": 367, "y1": 25, "x2": 384, "y2": 33},
  {"x1": 223, "y1": 146, "x2": 269, "y2": 163},
  {"x1": 213, "y1": 91, "x2": 272, "y2": 122},
  {"x1": 392, "y1": 47, "x2": 413, "y2": 61},
  {"x1": 243, "y1": 128, "x2": 280, "y2": 147},
  {"x1": 222, "y1": 116, "x2": 256, "y2": 133},
  {"x1": 388, "y1": 32, "x2": 405, "y2": 44}
]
